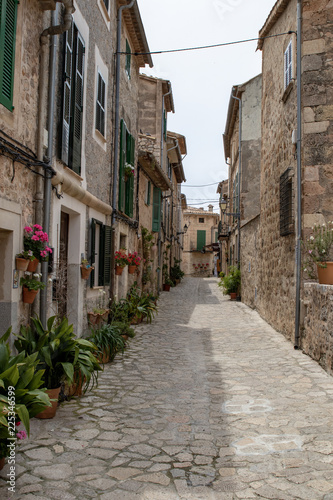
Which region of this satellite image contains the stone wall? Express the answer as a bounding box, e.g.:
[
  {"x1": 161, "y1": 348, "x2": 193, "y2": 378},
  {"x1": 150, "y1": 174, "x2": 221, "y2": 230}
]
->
[
  {"x1": 241, "y1": 216, "x2": 260, "y2": 309},
  {"x1": 257, "y1": 0, "x2": 297, "y2": 340},
  {"x1": 302, "y1": 283, "x2": 333, "y2": 375}
]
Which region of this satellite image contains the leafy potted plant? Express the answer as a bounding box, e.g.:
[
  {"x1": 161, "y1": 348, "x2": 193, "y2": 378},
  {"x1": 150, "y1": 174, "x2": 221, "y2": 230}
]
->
[
  {"x1": 219, "y1": 265, "x2": 241, "y2": 300},
  {"x1": 124, "y1": 163, "x2": 135, "y2": 181},
  {"x1": 15, "y1": 249, "x2": 34, "y2": 271},
  {"x1": 14, "y1": 316, "x2": 79, "y2": 418},
  {"x1": 80, "y1": 258, "x2": 94, "y2": 280},
  {"x1": 303, "y1": 221, "x2": 333, "y2": 284},
  {"x1": 163, "y1": 277, "x2": 174, "y2": 292},
  {"x1": 23, "y1": 224, "x2": 52, "y2": 272},
  {"x1": 0, "y1": 328, "x2": 51, "y2": 467},
  {"x1": 20, "y1": 272, "x2": 46, "y2": 304},
  {"x1": 170, "y1": 259, "x2": 185, "y2": 285},
  {"x1": 88, "y1": 324, "x2": 126, "y2": 363},
  {"x1": 88, "y1": 289, "x2": 110, "y2": 326}
]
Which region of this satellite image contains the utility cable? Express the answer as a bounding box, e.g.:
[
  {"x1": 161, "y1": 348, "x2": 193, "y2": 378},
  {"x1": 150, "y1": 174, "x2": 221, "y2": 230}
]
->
[
  {"x1": 119, "y1": 31, "x2": 296, "y2": 56},
  {"x1": 183, "y1": 182, "x2": 220, "y2": 187}
]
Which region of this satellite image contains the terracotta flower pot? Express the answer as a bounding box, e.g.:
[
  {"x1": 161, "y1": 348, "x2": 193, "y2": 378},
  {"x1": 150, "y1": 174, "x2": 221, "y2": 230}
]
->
[
  {"x1": 317, "y1": 262, "x2": 333, "y2": 285},
  {"x1": 88, "y1": 312, "x2": 101, "y2": 326},
  {"x1": 115, "y1": 265, "x2": 124, "y2": 276},
  {"x1": 163, "y1": 284, "x2": 171, "y2": 292},
  {"x1": 97, "y1": 347, "x2": 110, "y2": 364},
  {"x1": 35, "y1": 387, "x2": 61, "y2": 419},
  {"x1": 15, "y1": 257, "x2": 29, "y2": 271},
  {"x1": 27, "y1": 257, "x2": 39, "y2": 272},
  {"x1": 81, "y1": 266, "x2": 92, "y2": 279},
  {"x1": 22, "y1": 287, "x2": 38, "y2": 304},
  {"x1": 68, "y1": 373, "x2": 87, "y2": 397},
  {"x1": 0, "y1": 457, "x2": 5, "y2": 470},
  {"x1": 230, "y1": 292, "x2": 237, "y2": 301},
  {"x1": 128, "y1": 265, "x2": 136, "y2": 274}
]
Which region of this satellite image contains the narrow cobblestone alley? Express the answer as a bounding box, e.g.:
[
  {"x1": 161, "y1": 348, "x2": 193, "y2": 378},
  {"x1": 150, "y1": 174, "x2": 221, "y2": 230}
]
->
[{"x1": 1, "y1": 277, "x2": 333, "y2": 500}]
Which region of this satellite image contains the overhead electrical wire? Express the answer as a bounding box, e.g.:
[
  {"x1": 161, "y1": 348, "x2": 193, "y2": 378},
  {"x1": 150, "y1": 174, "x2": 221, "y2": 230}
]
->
[
  {"x1": 120, "y1": 31, "x2": 296, "y2": 56},
  {"x1": 183, "y1": 182, "x2": 220, "y2": 187}
]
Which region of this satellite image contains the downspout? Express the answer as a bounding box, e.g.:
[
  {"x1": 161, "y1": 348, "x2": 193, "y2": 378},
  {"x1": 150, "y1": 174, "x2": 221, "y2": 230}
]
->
[
  {"x1": 231, "y1": 91, "x2": 242, "y2": 271},
  {"x1": 294, "y1": 0, "x2": 302, "y2": 348},
  {"x1": 37, "y1": 0, "x2": 74, "y2": 326}
]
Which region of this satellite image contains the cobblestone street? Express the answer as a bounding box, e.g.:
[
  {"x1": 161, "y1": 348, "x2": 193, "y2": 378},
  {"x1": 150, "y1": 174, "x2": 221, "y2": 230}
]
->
[{"x1": 1, "y1": 277, "x2": 333, "y2": 499}]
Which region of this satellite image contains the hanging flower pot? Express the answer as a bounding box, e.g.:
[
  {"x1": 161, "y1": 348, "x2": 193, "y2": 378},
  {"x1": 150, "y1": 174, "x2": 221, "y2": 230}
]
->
[
  {"x1": 115, "y1": 265, "x2": 124, "y2": 276},
  {"x1": 128, "y1": 265, "x2": 136, "y2": 274},
  {"x1": 27, "y1": 257, "x2": 39, "y2": 272},
  {"x1": 15, "y1": 257, "x2": 30, "y2": 271},
  {"x1": 88, "y1": 312, "x2": 102, "y2": 326},
  {"x1": 317, "y1": 262, "x2": 333, "y2": 285},
  {"x1": 22, "y1": 287, "x2": 38, "y2": 304},
  {"x1": 81, "y1": 265, "x2": 93, "y2": 279},
  {"x1": 35, "y1": 387, "x2": 61, "y2": 419}
]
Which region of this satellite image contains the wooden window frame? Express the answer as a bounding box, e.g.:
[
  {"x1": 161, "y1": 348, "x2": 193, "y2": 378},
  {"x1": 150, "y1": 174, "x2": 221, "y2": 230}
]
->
[
  {"x1": 95, "y1": 71, "x2": 106, "y2": 137},
  {"x1": 89, "y1": 219, "x2": 112, "y2": 287},
  {"x1": 284, "y1": 40, "x2": 293, "y2": 90}
]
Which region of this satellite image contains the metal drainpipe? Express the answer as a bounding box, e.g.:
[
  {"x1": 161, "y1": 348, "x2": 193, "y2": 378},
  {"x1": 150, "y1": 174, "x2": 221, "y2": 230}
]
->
[
  {"x1": 37, "y1": 0, "x2": 74, "y2": 326},
  {"x1": 231, "y1": 91, "x2": 242, "y2": 270},
  {"x1": 294, "y1": 0, "x2": 302, "y2": 349}
]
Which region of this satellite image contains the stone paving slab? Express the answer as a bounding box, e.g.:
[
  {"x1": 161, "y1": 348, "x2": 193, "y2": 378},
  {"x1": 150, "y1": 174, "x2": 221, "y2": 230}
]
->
[{"x1": 1, "y1": 277, "x2": 333, "y2": 499}]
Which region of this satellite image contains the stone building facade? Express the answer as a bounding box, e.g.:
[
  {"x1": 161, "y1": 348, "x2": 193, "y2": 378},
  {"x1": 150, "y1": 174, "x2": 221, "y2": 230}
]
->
[
  {"x1": 182, "y1": 207, "x2": 219, "y2": 277},
  {"x1": 0, "y1": 0, "x2": 49, "y2": 337},
  {"x1": 221, "y1": 75, "x2": 262, "y2": 307}
]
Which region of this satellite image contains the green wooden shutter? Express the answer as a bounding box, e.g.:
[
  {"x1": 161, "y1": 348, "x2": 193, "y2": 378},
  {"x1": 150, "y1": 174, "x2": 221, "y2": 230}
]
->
[
  {"x1": 61, "y1": 24, "x2": 73, "y2": 165},
  {"x1": 215, "y1": 231, "x2": 218, "y2": 243},
  {"x1": 125, "y1": 134, "x2": 135, "y2": 217},
  {"x1": 118, "y1": 119, "x2": 126, "y2": 212},
  {"x1": 103, "y1": 225, "x2": 112, "y2": 286},
  {"x1": 152, "y1": 187, "x2": 161, "y2": 232},
  {"x1": 71, "y1": 30, "x2": 85, "y2": 175},
  {"x1": 90, "y1": 219, "x2": 96, "y2": 288},
  {"x1": 197, "y1": 230, "x2": 206, "y2": 251},
  {"x1": 0, "y1": 0, "x2": 18, "y2": 111},
  {"x1": 147, "y1": 181, "x2": 151, "y2": 206}
]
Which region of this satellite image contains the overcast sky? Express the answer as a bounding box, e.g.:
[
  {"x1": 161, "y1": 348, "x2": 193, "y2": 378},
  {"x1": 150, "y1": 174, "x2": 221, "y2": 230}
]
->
[{"x1": 138, "y1": 0, "x2": 275, "y2": 213}]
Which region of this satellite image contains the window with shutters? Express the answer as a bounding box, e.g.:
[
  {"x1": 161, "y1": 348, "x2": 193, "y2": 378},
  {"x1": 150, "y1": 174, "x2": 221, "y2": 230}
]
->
[
  {"x1": 102, "y1": 0, "x2": 109, "y2": 10},
  {"x1": 95, "y1": 71, "x2": 106, "y2": 137},
  {"x1": 0, "y1": 0, "x2": 18, "y2": 111},
  {"x1": 61, "y1": 24, "x2": 85, "y2": 175},
  {"x1": 152, "y1": 186, "x2": 161, "y2": 232},
  {"x1": 197, "y1": 230, "x2": 206, "y2": 251},
  {"x1": 284, "y1": 40, "x2": 292, "y2": 90},
  {"x1": 89, "y1": 219, "x2": 112, "y2": 287},
  {"x1": 119, "y1": 119, "x2": 135, "y2": 218},
  {"x1": 125, "y1": 39, "x2": 131, "y2": 78}
]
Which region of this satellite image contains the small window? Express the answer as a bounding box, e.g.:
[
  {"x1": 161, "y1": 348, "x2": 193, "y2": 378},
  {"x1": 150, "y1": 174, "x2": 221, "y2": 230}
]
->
[
  {"x1": 199, "y1": 217, "x2": 204, "y2": 223},
  {"x1": 280, "y1": 167, "x2": 294, "y2": 236},
  {"x1": 96, "y1": 72, "x2": 106, "y2": 136},
  {"x1": 284, "y1": 40, "x2": 293, "y2": 89},
  {"x1": 145, "y1": 179, "x2": 151, "y2": 206},
  {"x1": 125, "y1": 39, "x2": 131, "y2": 78}
]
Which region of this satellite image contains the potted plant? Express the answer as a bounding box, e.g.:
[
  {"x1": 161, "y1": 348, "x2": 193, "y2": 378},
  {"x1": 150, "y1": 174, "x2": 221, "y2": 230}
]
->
[
  {"x1": 20, "y1": 272, "x2": 46, "y2": 304},
  {"x1": 15, "y1": 249, "x2": 34, "y2": 271},
  {"x1": 124, "y1": 163, "x2": 135, "y2": 181},
  {"x1": 115, "y1": 248, "x2": 129, "y2": 275},
  {"x1": 88, "y1": 324, "x2": 126, "y2": 363},
  {"x1": 219, "y1": 265, "x2": 241, "y2": 300},
  {"x1": 0, "y1": 328, "x2": 51, "y2": 467},
  {"x1": 23, "y1": 224, "x2": 52, "y2": 272},
  {"x1": 128, "y1": 252, "x2": 141, "y2": 274},
  {"x1": 14, "y1": 316, "x2": 80, "y2": 418},
  {"x1": 88, "y1": 289, "x2": 110, "y2": 326},
  {"x1": 170, "y1": 259, "x2": 185, "y2": 285},
  {"x1": 163, "y1": 277, "x2": 174, "y2": 292},
  {"x1": 303, "y1": 221, "x2": 333, "y2": 284},
  {"x1": 80, "y1": 258, "x2": 94, "y2": 279}
]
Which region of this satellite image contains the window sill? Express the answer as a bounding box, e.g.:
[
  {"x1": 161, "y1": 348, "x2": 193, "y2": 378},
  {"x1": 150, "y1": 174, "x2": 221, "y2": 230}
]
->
[
  {"x1": 282, "y1": 80, "x2": 294, "y2": 103},
  {"x1": 98, "y1": 0, "x2": 111, "y2": 30},
  {"x1": 93, "y1": 128, "x2": 107, "y2": 151},
  {"x1": 64, "y1": 165, "x2": 83, "y2": 182}
]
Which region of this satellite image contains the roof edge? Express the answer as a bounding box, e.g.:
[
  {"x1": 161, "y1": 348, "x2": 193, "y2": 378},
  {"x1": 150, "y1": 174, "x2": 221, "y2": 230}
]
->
[{"x1": 257, "y1": 0, "x2": 292, "y2": 50}]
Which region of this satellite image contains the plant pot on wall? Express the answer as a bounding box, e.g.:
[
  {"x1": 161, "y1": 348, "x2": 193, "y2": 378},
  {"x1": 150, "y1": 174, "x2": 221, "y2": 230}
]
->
[
  {"x1": 81, "y1": 266, "x2": 93, "y2": 280},
  {"x1": 22, "y1": 287, "x2": 38, "y2": 304},
  {"x1": 115, "y1": 266, "x2": 124, "y2": 276},
  {"x1": 35, "y1": 387, "x2": 61, "y2": 419},
  {"x1": 15, "y1": 258, "x2": 29, "y2": 271},
  {"x1": 27, "y1": 258, "x2": 39, "y2": 272},
  {"x1": 128, "y1": 265, "x2": 136, "y2": 274},
  {"x1": 317, "y1": 262, "x2": 333, "y2": 285}
]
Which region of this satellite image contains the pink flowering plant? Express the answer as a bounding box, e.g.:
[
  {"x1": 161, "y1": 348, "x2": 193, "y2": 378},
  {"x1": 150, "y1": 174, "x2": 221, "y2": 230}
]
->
[
  {"x1": 124, "y1": 163, "x2": 135, "y2": 179},
  {"x1": 128, "y1": 252, "x2": 141, "y2": 267},
  {"x1": 24, "y1": 224, "x2": 52, "y2": 261},
  {"x1": 115, "y1": 249, "x2": 130, "y2": 268},
  {"x1": 16, "y1": 249, "x2": 34, "y2": 261},
  {"x1": 302, "y1": 221, "x2": 333, "y2": 279}
]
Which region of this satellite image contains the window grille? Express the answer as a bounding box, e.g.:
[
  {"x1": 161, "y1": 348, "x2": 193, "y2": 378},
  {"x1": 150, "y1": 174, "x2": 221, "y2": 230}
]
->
[
  {"x1": 280, "y1": 167, "x2": 294, "y2": 236},
  {"x1": 199, "y1": 217, "x2": 204, "y2": 223}
]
